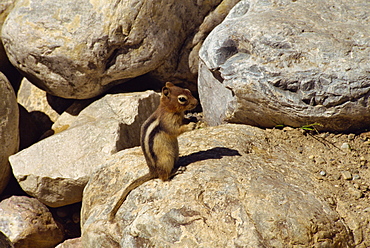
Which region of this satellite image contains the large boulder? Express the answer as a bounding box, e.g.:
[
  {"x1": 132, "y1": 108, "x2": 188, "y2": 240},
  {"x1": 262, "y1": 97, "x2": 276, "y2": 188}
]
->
[
  {"x1": 2, "y1": 0, "x2": 225, "y2": 99},
  {"x1": 0, "y1": 0, "x2": 16, "y2": 69},
  {"x1": 198, "y1": 0, "x2": 370, "y2": 132},
  {"x1": 0, "y1": 196, "x2": 64, "y2": 248},
  {"x1": 81, "y1": 124, "x2": 353, "y2": 247},
  {"x1": 0, "y1": 72, "x2": 18, "y2": 194},
  {"x1": 9, "y1": 91, "x2": 159, "y2": 207}
]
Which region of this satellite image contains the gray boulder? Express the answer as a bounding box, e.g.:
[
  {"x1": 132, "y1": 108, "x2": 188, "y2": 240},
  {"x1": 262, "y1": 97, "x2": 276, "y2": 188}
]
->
[{"x1": 199, "y1": 0, "x2": 370, "y2": 132}]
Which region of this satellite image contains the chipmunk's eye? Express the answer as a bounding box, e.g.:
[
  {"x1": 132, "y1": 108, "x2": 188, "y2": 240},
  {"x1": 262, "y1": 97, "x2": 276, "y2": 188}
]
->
[{"x1": 178, "y1": 95, "x2": 188, "y2": 104}]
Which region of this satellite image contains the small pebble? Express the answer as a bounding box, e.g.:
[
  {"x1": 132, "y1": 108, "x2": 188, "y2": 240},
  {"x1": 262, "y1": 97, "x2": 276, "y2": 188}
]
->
[
  {"x1": 283, "y1": 126, "x2": 294, "y2": 131},
  {"x1": 319, "y1": 171, "x2": 326, "y2": 176},
  {"x1": 363, "y1": 207, "x2": 370, "y2": 213},
  {"x1": 348, "y1": 187, "x2": 363, "y2": 199},
  {"x1": 348, "y1": 133, "x2": 355, "y2": 140},
  {"x1": 364, "y1": 141, "x2": 370, "y2": 146},
  {"x1": 353, "y1": 174, "x2": 361, "y2": 180},
  {"x1": 341, "y1": 171, "x2": 352, "y2": 180},
  {"x1": 341, "y1": 142, "x2": 350, "y2": 150}
]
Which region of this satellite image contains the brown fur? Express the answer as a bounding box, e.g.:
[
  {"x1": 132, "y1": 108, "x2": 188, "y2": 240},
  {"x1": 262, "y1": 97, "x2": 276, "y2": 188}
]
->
[{"x1": 109, "y1": 82, "x2": 198, "y2": 221}]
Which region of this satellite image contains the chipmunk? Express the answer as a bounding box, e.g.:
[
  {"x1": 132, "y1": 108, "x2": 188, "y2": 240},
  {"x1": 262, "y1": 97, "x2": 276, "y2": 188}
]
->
[{"x1": 109, "y1": 82, "x2": 198, "y2": 221}]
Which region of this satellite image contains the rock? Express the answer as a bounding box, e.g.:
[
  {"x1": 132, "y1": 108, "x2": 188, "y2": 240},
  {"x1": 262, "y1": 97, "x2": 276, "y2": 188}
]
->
[
  {"x1": 2, "y1": 0, "x2": 223, "y2": 99},
  {"x1": 81, "y1": 124, "x2": 352, "y2": 247},
  {"x1": 53, "y1": 91, "x2": 159, "y2": 136},
  {"x1": 0, "y1": 72, "x2": 19, "y2": 194},
  {"x1": 198, "y1": 0, "x2": 370, "y2": 132},
  {"x1": 17, "y1": 78, "x2": 73, "y2": 123},
  {"x1": 150, "y1": 0, "x2": 240, "y2": 91},
  {"x1": 341, "y1": 171, "x2": 352, "y2": 180},
  {"x1": 348, "y1": 187, "x2": 363, "y2": 200},
  {"x1": 0, "y1": 196, "x2": 64, "y2": 248},
  {"x1": 0, "y1": 0, "x2": 16, "y2": 69},
  {"x1": 9, "y1": 91, "x2": 159, "y2": 207},
  {"x1": 341, "y1": 143, "x2": 351, "y2": 150},
  {"x1": 55, "y1": 238, "x2": 82, "y2": 248},
  {"x1": 348, "y1": 134, "x2": 356, "y2": 141}
]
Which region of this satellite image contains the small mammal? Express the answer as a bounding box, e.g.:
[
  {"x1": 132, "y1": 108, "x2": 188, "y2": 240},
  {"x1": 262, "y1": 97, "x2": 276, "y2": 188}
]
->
[{"x1": 109, "y1": 82, "x2": 198, "y2": 221}]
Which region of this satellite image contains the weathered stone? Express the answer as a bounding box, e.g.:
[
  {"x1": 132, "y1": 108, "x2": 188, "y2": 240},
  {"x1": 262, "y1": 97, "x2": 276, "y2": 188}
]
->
[
  {"x1": 199, "y1": 0, "x2": 370, "y2": 132},
  {"x1": 0, "y1": 0, "x2": 16, "y2": 69},
  {"x1": 0, "y1": 72, "x2": 18, "y2": 194},
  {"x1": 9, "y1": 91, "x2": 159, "y2": 207},
  {"x1": 17, "y1": 78, "x2": 73, "y2": 123},
  {"x1": 2, "y1": 0, "x2": 223, "y2": 99},
  {"x1": 0, "y1": 196, "x2": 64, "y2": 248},
  {"x1": 150, "y1": 0, "x2": 240, "y2": 91},
  {"x1": 81, "y1": 124, "x2": 352, "y2": 247},
  {"x1": 55, "y1": 238, "x2": 82, "y2": 248},
  {"x1": 52, "y1": 90, "x2": 159, "y2": 137}
]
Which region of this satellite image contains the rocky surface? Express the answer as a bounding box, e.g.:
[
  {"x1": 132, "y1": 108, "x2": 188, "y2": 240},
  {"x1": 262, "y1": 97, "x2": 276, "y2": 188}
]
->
[
  {"x1": 1, "y1": 0, "x2": 370, "y2": 247},
  {"x1": 0, "y1": 196, "x2": 64, "y2": 248},
  {"x1": 0, "y1": 0, "x2": 16, "y2": 69},
  {"x1": 1, "y1": 0, "x2": 226, "y2": 98},
  {"x1": 199, "y1": 0, "x2": 370, "y2": 132},
  {"x1": 9, "y1": 91, "x2": 159, "y2": 207},
  {"x1": 80, "y1": 124, "x2": 366, "y2": 247},
  {"x1": 0, "y1": 72, "x2": 18, "y2": 194}
]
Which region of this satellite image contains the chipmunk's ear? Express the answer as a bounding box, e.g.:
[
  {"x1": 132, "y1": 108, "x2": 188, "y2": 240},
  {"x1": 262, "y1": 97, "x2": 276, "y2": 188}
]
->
[
  {"x1": 165, "y1": 82, "x2": 174, "y2": 88},
  {"x1": 162, "y1": 85, "x2": 170, "y2": 97}
]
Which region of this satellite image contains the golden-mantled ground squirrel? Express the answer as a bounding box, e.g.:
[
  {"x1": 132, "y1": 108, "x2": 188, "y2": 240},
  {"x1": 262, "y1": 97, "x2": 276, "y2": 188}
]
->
[{"x1": 109, "y1": 82, "x2": 198, "y2": 221}]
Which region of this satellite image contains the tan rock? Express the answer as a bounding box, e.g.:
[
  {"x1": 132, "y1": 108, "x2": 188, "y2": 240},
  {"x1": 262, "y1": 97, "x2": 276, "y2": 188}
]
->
[
  {"x1": 2, "y1": 0, "x2": 223, "y2": 99},
  {"x1": 0, "y1": 0, "x2": 16, "y2": 69},
  {"x1": 0, "y1": 196, "x2": 64, "y2": 248},
  {"x1": 0, "y1": 72, "x2": 18, "y2": 194},
  {"x1": 9, "y1": 91, "x2": 159, "y2": 207},
  {"x1": 81, "y1": 124, "x2": 352, "y2": 247}
]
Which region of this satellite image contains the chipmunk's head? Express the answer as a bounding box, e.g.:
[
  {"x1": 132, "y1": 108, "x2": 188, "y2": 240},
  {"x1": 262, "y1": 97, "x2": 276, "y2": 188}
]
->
[{"x1": 160, "y1": 82, "x2": 198, "y2": 113}]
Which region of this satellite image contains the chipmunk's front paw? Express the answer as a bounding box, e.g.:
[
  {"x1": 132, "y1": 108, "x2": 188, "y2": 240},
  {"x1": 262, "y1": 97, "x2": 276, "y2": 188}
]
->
[{"x1": 187, "y1": 122, "x2": 197, "y2": 131}]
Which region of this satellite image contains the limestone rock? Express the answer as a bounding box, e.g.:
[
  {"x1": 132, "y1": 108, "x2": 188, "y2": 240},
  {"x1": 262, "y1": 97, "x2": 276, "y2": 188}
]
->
[
  {"x1": 2, "y1": 0, "x2": 222, "y2": 99},
  {"x1": 0, "y1": 72, "x2": 18, "y2": 194},
  {"x1": 0, "y1": 196, "x2": 64, "y2": 248},
  {"x1": 81, "y1": 124, "x2": 352, "y2": 247},
  {"x1": 198, "y1": 0, "x2": 370, "y2": 132},
  {"x1": 9, "y1": 91, "x2": 159, "y2": 207}
]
